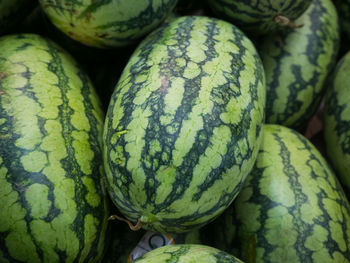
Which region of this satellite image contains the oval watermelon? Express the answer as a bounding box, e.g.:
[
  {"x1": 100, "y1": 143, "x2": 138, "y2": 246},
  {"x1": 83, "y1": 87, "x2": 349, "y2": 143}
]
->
[
  {"x1": 103, "y1": 15, "x2": 266, "y2": 234},
  {"x1": 220, "y1": 124, "x2": 350, "y2": 262},
  {"x1": 0, "y1": 34, "x2": 109, "y2": 263},
  {"x1": 260, "y1": 0, "x2": 339, "y2": 130}
]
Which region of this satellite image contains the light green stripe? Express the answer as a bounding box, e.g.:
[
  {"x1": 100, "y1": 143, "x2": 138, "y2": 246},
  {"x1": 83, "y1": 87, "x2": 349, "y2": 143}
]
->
[
  {"x1": 161, "y1": 77, "x2": 185, "y2": 124},
  {"x1": 124, "y1": 106, "x2": 152, "y2": 207}
]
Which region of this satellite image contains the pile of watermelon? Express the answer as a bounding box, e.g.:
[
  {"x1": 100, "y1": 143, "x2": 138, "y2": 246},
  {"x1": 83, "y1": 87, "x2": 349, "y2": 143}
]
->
[{"x1": 1, "y1": 0, "x2": 350, "y2": 262}]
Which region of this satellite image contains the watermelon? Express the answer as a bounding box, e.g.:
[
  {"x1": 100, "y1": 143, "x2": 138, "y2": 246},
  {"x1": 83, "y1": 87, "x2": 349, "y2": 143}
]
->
[
  {"x1": 324, "y1": 51, "x2": 350, "y2": 191},
  {"x1": 207, "y1": 0, "x2": 312, "y2": 35},
  {"x1": 132, "y1": 244, "x2": 244, "y2": 263},
  {"x1": 219, "y1": 124, "x2": 350, "y2": 262},
  {"x1": 103, "y1": 15, "x2": 266, "y2": 234},
  {"x1": 0, "y1": 0, "x2": 36, "y2": 35},
  {"x1": 0, "y1": 34, "x2": 109, "y2": 262},
  {"x1": 38, "y1": 0, "x2": 178, "y2": 48},
  {"x1": 260, "y1": 0, "x2": 339, "y2": 130}
]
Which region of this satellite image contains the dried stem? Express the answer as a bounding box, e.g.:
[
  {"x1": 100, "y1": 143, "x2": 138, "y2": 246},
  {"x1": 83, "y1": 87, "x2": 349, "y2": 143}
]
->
[
  {"x1": 274, "y1": 15, "x2": 304, "y2": 29},
  {"x1": 108, "y1": 214, "x2": 143, "y2": 231}
]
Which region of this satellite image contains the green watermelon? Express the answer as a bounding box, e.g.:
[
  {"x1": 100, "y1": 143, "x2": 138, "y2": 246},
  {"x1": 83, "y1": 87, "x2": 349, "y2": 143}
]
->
[
  {"x1": 324, "y1": 51, "x2": 350, "y2": 191},
  {"x1": 0, "y1": 34, "x2": 109, "y2": 262},
  {"x1": 103, "y1": 15, "x2": 266, "y2": 234},
  {"x1": 222, "y1": 124, "x2": 350, "y2": 262},
  {"x1": 260, "y1": 0, "x2": 339, "y2": 130},
  {"x1": 38, "y1": 0, "x2": 178, "y2": 48},
  {"x1": 0, "y1": 0, "x2": 36, "y2": 35},
  {"x1": 207, "y1": 0, "x2": 312, "y2": 35},
  {"x1": 132, "y1": 244, "x2": 244, "y2": 263}
]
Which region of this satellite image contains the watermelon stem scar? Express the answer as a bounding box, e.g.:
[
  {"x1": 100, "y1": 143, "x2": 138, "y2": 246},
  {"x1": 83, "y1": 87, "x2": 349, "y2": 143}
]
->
[
  {"x1": 274, "y1": 15, "x2": 304, "y2": 29},
  {"x1": 108, "y1": 214, "x2": 143, "y2": 231}
]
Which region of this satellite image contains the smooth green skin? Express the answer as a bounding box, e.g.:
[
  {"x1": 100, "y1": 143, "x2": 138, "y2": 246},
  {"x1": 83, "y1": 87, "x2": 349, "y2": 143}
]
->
[
  {"x1": 103, "y1": 16, "x2": 266, "y2": 234},
  {"x1": 260, "y1": 0, "x2": 339, "y2": 130},
  {"x1": 39, "y1": 0, "x2": 178, "y2": 48},
  {"x1": 0, "y1": 34, "x2": 109, "y2": 263},
  {"x1": 324, "y1": 51, "x2": 350, "y2": 190},
  {"x1": 132, "y1": 244, "x2": 244, "y2": 263},
  {"x1": 231, "y1": 124, "x2": 350, "y2": 263},
  {"x1": 0, "y1": 0, "x2": 34, "y2": 34},
  {"x1": 333, "y1": 0, "x2": 350, "y2": 40},
  {"x1": 207, "y1": 0, "x2": 311, "y2": 35}
]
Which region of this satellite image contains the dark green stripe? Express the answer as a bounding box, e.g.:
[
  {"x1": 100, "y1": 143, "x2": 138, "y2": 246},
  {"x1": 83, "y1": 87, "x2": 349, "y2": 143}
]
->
[
  {"x1": 141, "y1": 17, "x2": 197, "y2": 208},
  {"x1": 274, "y1": 132, "x2": 315, "y2": 261},
  {"x1": 75, "y1": 68, "x2": 108, "y2": 260},
  {"x1": 95, "y1": 0, "x2": 177, "y2": 32},
  {"x1": 45, "y1": 40, "x2": 86, "y2": 261},
  {"x1": 0, "y1": 66, "x2": 46, "y2": 262},
  {"x1": 77, "y1": 0, "x2": 113, "y2": 19}
]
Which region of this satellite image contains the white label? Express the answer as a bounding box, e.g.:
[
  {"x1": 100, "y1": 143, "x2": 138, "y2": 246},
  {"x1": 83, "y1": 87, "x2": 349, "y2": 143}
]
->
[{"x1": 128, "y1": 232, "x2": 175, "y2": 262}]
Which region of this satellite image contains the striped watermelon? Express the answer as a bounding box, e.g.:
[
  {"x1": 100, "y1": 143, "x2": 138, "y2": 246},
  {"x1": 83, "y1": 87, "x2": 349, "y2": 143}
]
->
[
  {"x1": 38, "y1": 0, "x2": 178, "y2": 48},
  {"x1": 103, "y1": 15, "x2": 266, "y2": 234},
  {"x1": 260, "y1": 0, "x2": 339, "y2": 130},
  {"x1": 221, "y1": 124, "x2": 350, "y2": 262},
  {"x1": 207, "y1": 0, "x2": 312, "y2": 35},
  {"x1": 324, "y1": 51, "x2": 350, "y2": 191},
  {"x1": 132, "y1": 244, "x2": 244, "y2": 263},
  {"x1": 0, "y1": 0, "x2": 36, "y2": 35},
  {"x1": 0, "y1": 34, "x2": 109, "y2": 262}
]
